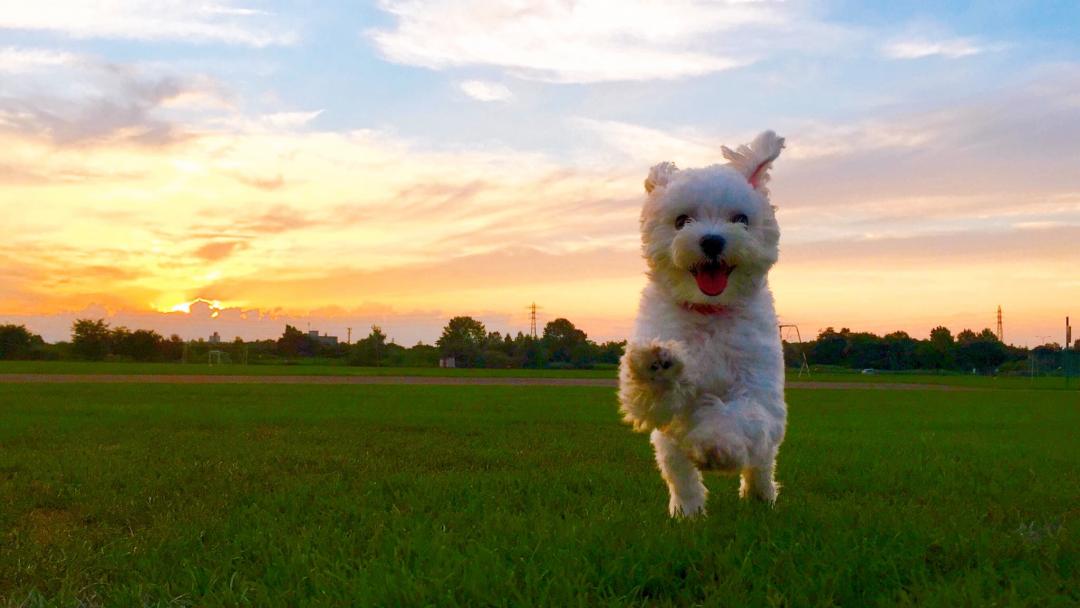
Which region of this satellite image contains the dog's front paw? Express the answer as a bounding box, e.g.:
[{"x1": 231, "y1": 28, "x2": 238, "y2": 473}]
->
[{"x1": 624, "y1": 340, "x2": 686, "y2": 388}]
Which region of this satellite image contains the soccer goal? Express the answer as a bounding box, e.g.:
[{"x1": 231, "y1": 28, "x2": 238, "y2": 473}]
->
[{"x1": 778, "y1": 324, "x2": 811, "y2": 378}]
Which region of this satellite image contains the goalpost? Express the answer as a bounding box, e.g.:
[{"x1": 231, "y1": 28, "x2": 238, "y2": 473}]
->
[{"x1": 778, "y1": 324, "x2": 811, "y2": 378}]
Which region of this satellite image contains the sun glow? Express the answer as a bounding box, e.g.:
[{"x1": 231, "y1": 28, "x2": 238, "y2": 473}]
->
[{"x1": 164, "y1": 298, "x2": 224, "y2": 315}]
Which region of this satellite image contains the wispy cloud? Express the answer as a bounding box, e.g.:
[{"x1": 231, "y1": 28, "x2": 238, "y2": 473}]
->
[
  {"x1": 368, "y1": 0, "x2": 798, "y2": 82},
  {"x1": 0, "y1": 1, "x2": 295, "y2": 46},
  {"x1": 260, "y1": 110, "x2": 324, "y2": 129},
  {"x1": 0, "y1": 52, "x2": 224, "y2": 147},
  {"x1": 458, "y1": 80, "x2": 513, "y2": 102},
  {"x1": 193, "y1": 241, "x2": 250, "y2": 262},
  {"x1": 0, "y1": 47, "x2": 79, "y2": 73},
  {"x1": 882, "y1": 37, "x2": 989, "y2": 60}
]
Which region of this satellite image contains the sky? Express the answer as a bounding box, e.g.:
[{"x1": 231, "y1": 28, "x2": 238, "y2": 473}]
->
[{"x1": 1, "y1": 1, "x2": 1078, "y2": 347}]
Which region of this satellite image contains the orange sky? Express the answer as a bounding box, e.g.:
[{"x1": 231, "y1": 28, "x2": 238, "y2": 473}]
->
[{"x1": 1, "y1": 3, "x2": 1078, "y2": 346}]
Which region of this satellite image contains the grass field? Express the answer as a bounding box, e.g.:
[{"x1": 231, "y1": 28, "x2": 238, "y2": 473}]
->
[
  {"x1": 1, "y1": 382, "x2": 1077, "y2": 606},
  {"x1": 0, "y1": 361, "x2": 616, "y2": 379},
  {"x1": 2, "y1": 360, "x2": 1078, "y2": 391},
  {"x1": 786, "y1": 372, "x2": 1079, "y2": 391}
]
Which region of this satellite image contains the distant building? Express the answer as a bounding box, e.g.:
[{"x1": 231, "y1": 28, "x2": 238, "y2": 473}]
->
[
  {"x1": 308, "y1": 330, "x2": 338, "y2": 346},
  {"x1": 209, "y1": 331, "x2": 221, "y2": 344}
]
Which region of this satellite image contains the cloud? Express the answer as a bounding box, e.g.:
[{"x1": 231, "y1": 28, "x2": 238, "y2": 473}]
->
[
  {"x1": 368, "y1": 0, "x2": 798, "y2": 83},
  {"x1": 572, "y1": 118, "x2": 723, "y2": 167},
  {"x1": 260, "y1": 110, "x2": 324, "y2": 129},
  {"x1": 0, "y1": 53, "x2": 222, "y2": 147},
  {"x1": 0, "y1": 47, "x2": 79, "y2": 73},
  {"x1": 576, "y1": 65, "x2": 1080, "y2": 257},
  {"x1": 0, "y1": 2, "x2": 295, "y2": 46},
  {"x1": 194, "y1": 241, "x2": 250, "y2": 262},
  {"x1": 881, "y1": 37, "x2": 988, "y2": 60},
  {"x1": 458, "y1": 80, "x2": 513, "y2": 102},
  {"x1": 229, "y1": 172, "x2": 286, "y2": 191}
]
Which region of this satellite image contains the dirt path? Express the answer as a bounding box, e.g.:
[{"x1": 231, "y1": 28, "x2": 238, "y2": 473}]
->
[{"x1": 0, "y1": 373, "x2": 977, "y2": 390}]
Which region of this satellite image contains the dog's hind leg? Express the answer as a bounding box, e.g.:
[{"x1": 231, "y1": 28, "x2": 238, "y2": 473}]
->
[{"x1": 651, "y1": 429, "x2": 707, "y2": 518}]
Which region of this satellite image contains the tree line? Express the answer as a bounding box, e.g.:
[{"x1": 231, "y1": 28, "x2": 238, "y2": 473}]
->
[
  {"x1": 0, "y1": 316, "x2": 626, "y2": 370},
  {"x1": 1, "y1": 319, "x2": 1075, "y2": 374},
  {"x1": 785, "y1": 326, "x2": 1075, "y2": 375}
]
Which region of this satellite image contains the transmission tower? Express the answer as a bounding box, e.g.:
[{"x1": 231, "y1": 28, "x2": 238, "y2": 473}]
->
[
  {"x1": 996, "y1": 305, "x2": 1004, "y2": 342},
  {"x1": 527, "y1": 302, "x2": 540, "y2": 338}
]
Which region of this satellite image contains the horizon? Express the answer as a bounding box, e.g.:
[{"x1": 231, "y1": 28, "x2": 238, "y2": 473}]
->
[
  {"x1": 2, "y1": 298, "x2": 1065, "y2": 350},
  {"x1": 2, "y1": 2, "x2": 1078, "y2": 347}
]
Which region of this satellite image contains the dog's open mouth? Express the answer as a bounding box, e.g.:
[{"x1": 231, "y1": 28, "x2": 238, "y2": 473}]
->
[{"x1": 690, "y1": 261, "x2": 734, "y2": 296}]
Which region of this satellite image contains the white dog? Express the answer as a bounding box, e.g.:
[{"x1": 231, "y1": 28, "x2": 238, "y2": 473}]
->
[{"x1": 618, "y1": 131, "x2": 787, "y2": 518}]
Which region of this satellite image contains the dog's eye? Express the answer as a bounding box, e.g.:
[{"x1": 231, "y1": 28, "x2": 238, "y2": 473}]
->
[
  {"x1": 732, "y1": 213, "x2": 750, "y2": 226},
  {"x1": 675, "y1": 215, "x2": 691, "y2": 230}
]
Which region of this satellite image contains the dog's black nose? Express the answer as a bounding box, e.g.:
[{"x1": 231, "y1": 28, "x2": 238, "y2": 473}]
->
[{"x1": 700, "y1": 234, "x2": 726, "y2": 258}]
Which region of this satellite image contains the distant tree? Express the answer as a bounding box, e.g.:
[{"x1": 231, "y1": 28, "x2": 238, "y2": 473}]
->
[
  {"x1": 350, "y1": 325, "x2": 388, "y2": 366},
  {"x1": 478, "y1": 331, "x2": 514, "y2": 367},
  {"x1": 595, "y1": 340, "x2": 626, "y2": 365},
  {"x1": 915, "y1": 326, "x2": 956, "y2": 370},
  {"x1": 956, "y1": 329, "x2": 978, "y2": 345},
  {"x1": 542, "y1": 318, "x2": 589, "y2": 367},
  {"x1": 956, "y1": 328, "x2": 1009, "y2": 373},
  {"x1": 401, "y1": 342, "x2": 440, "y2": 367},
  {"x1": 436, "y1": 316, "x2": 487, "y2": 367},
  {"x1": 1031, "y1": 342, "x2": 1063, "y2": 375},
  {"x1": 71, "y1": 319, "x2": 112, "y2": 360},
  {"x1": 515, "y1": 333, "x2": 548, "y2": 369},
  {"x1": 810, "y1": 327, "x2": 847, "y2": 365},
  {"x1": 116, "y1": 329, "x2": 165, "y2": 362},
  {"x1": 845, "y1": 331, "x2": 888, "y2": 369},
  {"x1": 930, "y1": 326, "x2": 955, "y2": 350},
  {"x1": 276, "y1": 324, "x2": 317, "y2": 358},
  {"x1": 160, "y1": 334, "x2": 186, "y2": 362},
  {"x1": 0, "y1": 324, "x2": 41, "y2": 360},
  {"x1": 883, "y1": 331, "x2": 918, "y2": 370}
]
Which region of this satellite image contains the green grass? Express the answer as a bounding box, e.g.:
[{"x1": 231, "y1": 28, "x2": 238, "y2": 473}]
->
[
  {"x1": 1, "y1": 383, "x2": 1076, "y2": 606},
  {"x1": 4, "y1": 360, "x2": 1078, "y2": 391},
  {"x1": 788, "y1": 371, "x2": 1079, "y2": 391},
  {"x1": 0, "y1": 360, "x2": 616, "y2": 379}
]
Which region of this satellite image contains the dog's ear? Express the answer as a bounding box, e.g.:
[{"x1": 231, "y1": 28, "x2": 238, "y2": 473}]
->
[
  {"x1": 644, "y1": 161, "x2": 678, "y2": 194},
  {"x1": 722, "y1": 131, "x2": 785, "y2": 194}
]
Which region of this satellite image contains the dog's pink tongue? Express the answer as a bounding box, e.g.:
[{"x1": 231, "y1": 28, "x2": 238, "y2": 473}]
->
[{"x1": 695, "y1": 268, "x2": 728, "y2": 296}]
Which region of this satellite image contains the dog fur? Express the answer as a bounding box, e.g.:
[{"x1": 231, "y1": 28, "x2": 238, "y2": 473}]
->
[{"x1": 618, "y1": 131, "x2": 787, "y2": 518}]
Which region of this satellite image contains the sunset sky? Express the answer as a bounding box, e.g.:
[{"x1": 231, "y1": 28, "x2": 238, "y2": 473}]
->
[{"x1": 2, "y1": 1, "x2": 1078, "y2": 346}]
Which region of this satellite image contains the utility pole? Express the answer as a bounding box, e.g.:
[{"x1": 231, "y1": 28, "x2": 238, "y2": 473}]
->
[
  {"x1": 1067, "y1": 317, "x2": 1073, "y2": 388},
  {"x1": 347, "y1": 327, "x2": 352, "y2": 345}
]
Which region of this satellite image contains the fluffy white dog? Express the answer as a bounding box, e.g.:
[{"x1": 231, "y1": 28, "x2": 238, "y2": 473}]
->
[{"x1": 618, "y1": 131, "x2": 787, "y2": 518}]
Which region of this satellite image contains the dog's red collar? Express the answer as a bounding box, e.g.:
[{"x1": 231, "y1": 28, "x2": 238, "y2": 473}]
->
[{"x1": 681, "y1": 302, "x2": 729, "y2": 315}]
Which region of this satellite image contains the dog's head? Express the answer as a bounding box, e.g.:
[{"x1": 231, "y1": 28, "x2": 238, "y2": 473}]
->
[{"x1": 640, "y1": 130, "x2": 784, "y2": 307}]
